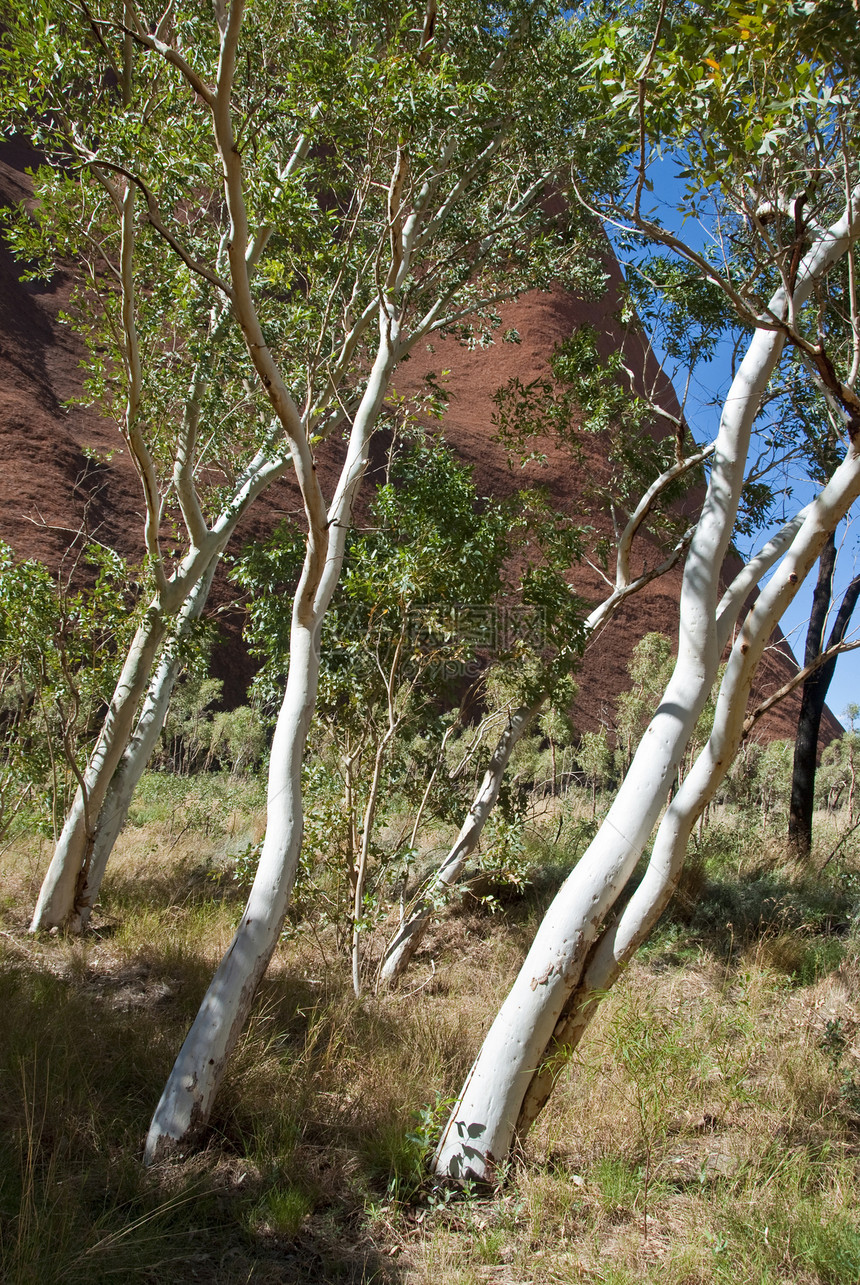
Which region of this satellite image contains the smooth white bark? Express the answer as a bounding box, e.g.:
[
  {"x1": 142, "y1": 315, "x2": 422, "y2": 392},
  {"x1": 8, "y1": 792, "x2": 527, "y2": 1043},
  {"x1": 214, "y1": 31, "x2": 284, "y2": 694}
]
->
[
  {"x1": 29, "y1": 441, "x2": 289, "y2": 932},
  {"x1": 433, "y1": 190, "x2": 860, "y2": 1181},
  {"x1": 145, "y1": 325, "x2": 398, "y2": 1161},
  {"x1": 623, "y1": 442, "x2": 860, "y2": 965},
  {"x1": 76, "y1": 560, "x2": 219, "y2": 928},
  {"x1": 29, "y1": 109, "x2": 291, "y2": 934},
  {"x1": 138, "y1": 0, "x2": 671, "y2": 1160},
  {"x1": 29, "y1": 606, "x2": 167, "y2": 932},
  {"x1": 144, "y1": 616, "x2": 319, "y2": 1161},
  {"x1": 516, "y1": 455, "x2": 860, "y2": 1130}
]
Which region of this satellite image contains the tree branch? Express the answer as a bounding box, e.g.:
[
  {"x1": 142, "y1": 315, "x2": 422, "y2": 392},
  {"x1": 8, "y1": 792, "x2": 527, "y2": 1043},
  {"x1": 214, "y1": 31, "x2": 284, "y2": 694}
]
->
[{"x1": 743, "y1": 639, "x2": 860, "y2": 737}]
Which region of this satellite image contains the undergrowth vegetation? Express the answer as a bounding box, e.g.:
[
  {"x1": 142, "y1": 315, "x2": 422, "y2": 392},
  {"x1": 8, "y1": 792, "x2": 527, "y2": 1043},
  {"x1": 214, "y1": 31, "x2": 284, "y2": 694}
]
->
[{"x1": 2, "y1": 774, "x2": 860, "y2": 1282}]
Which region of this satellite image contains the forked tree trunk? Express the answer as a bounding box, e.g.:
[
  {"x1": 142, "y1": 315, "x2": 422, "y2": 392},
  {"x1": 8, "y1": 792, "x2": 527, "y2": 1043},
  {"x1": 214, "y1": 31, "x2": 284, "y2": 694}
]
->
[
  {"x1": 431, "y1": 192, "x2": 860, "y2": 1181},
  {"x1": 76, "y1": 561, "x2": 219, "y2": 928},
  {"x1": 517, "y1": 438, "x2": 860, "y2": 1133},
  {"x1": 432, "y1": 625, "x2": 723, "y2": 1178},
  {"x1": 30, "y1": 441, "x2": 287, "y2": 933},
  {"x1": 29, "y1": 607, "x2": 167, "y2": 932},
  {"x1": 376, "y1": 476, "x2": 709, "y2": 992}
]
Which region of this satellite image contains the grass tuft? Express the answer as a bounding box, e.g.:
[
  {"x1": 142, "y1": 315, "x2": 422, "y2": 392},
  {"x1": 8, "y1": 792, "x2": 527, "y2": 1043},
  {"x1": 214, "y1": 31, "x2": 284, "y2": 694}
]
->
[{"x1": 2, "y1": 780, "x2": 860, "y2": 1281}]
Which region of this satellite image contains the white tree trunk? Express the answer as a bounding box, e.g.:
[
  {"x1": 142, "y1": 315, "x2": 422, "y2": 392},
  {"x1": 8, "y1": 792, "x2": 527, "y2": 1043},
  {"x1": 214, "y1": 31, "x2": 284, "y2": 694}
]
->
[
  {"x1": 76, "y1": 561, "x2": 219, "y2": 928},
  {"x1": 29, "y1": 606, "x2": 167, "y2": 932},
  {"x1": 432, "y1": 190, "x2": 860, "y2": 1180},
  {"x1": 378, "y1": 698, "x2": 543, "y2": 987},
  {"x1": 517, "y1": 444, "x2": 860, "y2": 1131},
  {"x1": 29, "y1": 435, "x2": 288, "y2": 934},
  {"x1": 144, "y1": 615, "x2": 319, "y2": 1162},
  {"x1": 433, "y1": 315, "x2": 776, "y2": 1181},
  {"x1": 431, "y1": 657, "x2": 720, "y2": 1178},
  {"x1": 145, "y1": 327, "x2": 398, "y2": 1162}
]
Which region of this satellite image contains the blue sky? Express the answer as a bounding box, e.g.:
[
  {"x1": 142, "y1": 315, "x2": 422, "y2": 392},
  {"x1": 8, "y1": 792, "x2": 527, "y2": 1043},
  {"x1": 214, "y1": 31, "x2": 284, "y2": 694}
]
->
[{"x1": 610, "y1": 159, "x2": 859, "y2": 732}]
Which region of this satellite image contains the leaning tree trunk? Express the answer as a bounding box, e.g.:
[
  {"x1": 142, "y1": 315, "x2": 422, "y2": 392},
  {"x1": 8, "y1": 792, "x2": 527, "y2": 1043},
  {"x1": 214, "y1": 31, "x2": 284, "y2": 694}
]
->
[
  {"x1": 378, "y1": 698, "x2": 544, "y2": 987},
  {"x1": 431, "y1": 192, "x2": 860, "y2": 1181},
  {"x1": 76, "y1": 561, "x2": 219, "y2": 928},
  {"x1": 517, "y1": 440, "x2": 860, "y2": 1133},
  {"x1": 29, "y1": 606, "x2": 167, "y2": 932},
  {"x1": 30, "y1": 435, "x2": 288, "y2": 933},
  {"x1": 145, "y1": 326, "x2": 398, "y2": 1162},
  {"x1": 144, "y1": 614, "x2": 321, "y2": 1162},
  {"x1": 789, "y1": 533, "x2": 860, "y2": 855}
]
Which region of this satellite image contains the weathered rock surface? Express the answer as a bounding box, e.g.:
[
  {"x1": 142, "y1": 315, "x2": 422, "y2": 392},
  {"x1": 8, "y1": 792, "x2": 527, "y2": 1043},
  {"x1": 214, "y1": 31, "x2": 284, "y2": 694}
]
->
[{"x1": 0, "y1": 141, "x2": 838, "y2": 745}]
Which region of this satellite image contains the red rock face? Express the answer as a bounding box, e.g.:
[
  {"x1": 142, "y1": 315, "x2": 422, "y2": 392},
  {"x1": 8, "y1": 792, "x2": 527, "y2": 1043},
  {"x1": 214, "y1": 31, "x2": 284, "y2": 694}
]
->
[{"x1": 0, "y1": 142, "x2": 839, "y2": 747}]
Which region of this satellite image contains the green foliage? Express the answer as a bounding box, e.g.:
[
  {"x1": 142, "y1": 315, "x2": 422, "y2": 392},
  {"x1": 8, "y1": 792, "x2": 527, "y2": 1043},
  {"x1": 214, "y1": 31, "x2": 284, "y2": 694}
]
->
[
  {"x1": 581, "y1": 0, "x2": 860, "y2": 551},
  {"x1": 235, "y1": 434, "x2": 511, "y2": 712},
  {"x1": 657, "y1": 825, "x2": 859, "y2": 984},
  {"x1": 615, "y1": 632, "x2": 675, "y2": 769},
  {"x1": 158, "y1": 676, "x2": 223, "y2": 776},
  {"x1": 0, "y1": 0, "x2": 614, "y2": 884},
  {"x1": 251, "y1": 1183, "x2": 315, "y2": 1237},
  {"x1": 588, "y1": 0, "x2": 860, "y2": 199},
  {"x1": 476, "y1": 813, "x2": 531, "y2": 899},
  {"x1": 756, "y1": 738, "x2": 795, "y2": 822},
  {"x1": 0, "y1": 540, "x2": 137, "y2": 838},
  {"x1": 614, "y1": 632, "x2": 721, "y2": 778},
  {"x1": 209, "y1": 705, "x2": 267, "y2": 777},
  {"x1": 725, "y1": 737, "x2": 794, "y2": 822},
  {"x1": 366, "y1": 1093, "x2": 456, "y2": 1206},
  {"x1": 818, "y1": 710, "x2": 859, "y2": 818},
  {"x1": 493, "y1": 326, "x2": 697, "y2": 557},
  {"x1": 0, "y1": 0, "x2": 610, "y2": 528},
  {"x1": 576, "y1": 727, "x2": 614, "y2": 818},
  {"x1": 237, "y1": 433, "x2": 532, "y2": 965}
]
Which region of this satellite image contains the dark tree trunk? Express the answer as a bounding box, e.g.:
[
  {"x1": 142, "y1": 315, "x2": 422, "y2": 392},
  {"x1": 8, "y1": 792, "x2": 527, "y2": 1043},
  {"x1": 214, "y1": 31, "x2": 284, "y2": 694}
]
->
[{"x1": 789, "y1": 533, "x2": 860, "y2": 854}]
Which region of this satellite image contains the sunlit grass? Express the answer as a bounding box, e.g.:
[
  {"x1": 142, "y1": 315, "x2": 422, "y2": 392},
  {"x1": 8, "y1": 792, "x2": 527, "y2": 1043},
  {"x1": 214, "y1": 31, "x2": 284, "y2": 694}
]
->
[{"x1": 1, "y1": 776, "x2": 859, "y2": 1281}]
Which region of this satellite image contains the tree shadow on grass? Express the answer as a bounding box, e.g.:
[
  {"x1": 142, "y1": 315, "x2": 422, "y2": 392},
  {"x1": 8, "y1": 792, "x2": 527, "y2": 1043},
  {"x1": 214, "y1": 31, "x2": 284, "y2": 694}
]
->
[{"x1": 0, "y1": 928, "x2": 433, "y2": 1284}]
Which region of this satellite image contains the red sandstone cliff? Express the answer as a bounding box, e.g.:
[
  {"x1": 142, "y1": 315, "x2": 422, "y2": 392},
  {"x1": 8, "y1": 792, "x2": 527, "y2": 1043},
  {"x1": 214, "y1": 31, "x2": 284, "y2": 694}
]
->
[{"x1": 0, "y1": 141, "x2": 840, "y2": 747}]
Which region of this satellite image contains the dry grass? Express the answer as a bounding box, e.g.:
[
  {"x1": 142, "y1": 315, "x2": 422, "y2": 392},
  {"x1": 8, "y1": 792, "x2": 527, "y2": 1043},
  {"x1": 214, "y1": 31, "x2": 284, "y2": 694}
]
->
[{"x1": 1, "y1": 778, "x2": 859, "y2": 1282}]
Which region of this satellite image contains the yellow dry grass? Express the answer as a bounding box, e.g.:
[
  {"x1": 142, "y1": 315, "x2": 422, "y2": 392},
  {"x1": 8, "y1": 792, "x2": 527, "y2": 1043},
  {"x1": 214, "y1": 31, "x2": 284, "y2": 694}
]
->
[{"x1": 1, "y1": 777, "x2": 859, "y2": 1283}]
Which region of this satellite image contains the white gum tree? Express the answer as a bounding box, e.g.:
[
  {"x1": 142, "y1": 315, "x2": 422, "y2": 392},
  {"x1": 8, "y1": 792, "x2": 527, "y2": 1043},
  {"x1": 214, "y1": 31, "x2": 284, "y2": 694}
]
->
[
  {"x1": 433, "y1": 0, "x2": 860, "y2": 1180},
  {"x1": 130, "y1": 0, "x2": 619, "y2": 1160},
  {"x1": 378, "y1": 437, "x2": 713, "y2": 988},
  {"x1": 9, "y1": 15, "x2": 296, "y2": 932},
  {"x1": 6, "y1": 0, "x2": 608, "y2": 936}
]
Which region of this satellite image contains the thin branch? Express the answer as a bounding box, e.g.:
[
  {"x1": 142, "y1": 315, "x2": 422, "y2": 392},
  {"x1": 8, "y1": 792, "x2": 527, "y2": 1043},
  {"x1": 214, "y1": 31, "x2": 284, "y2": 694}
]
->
[
  {"x1": 614, "y1": 442, "x2": 714, "y2": 591},
  {"x1": 584, "y1": 529, "x2": 693, "y2": 635},
  {"x1": 743, "y1": 638, "x2": 860, "y2": 736},
  {"x1": 633, "y1": 0, "x2": 668, "y2": 220},
  {"x1": 119, "y1": 180, "x2": 167, "y2": 591},
  {"x1": 83, "y1": 159, "x2": 232, "y2": 296},
  {"x1": 94, "y1": 10, "x2": 216, "y2": 108},
  {"x1": 820, "y1": 814, "x2": 860, "y2": 870}
]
